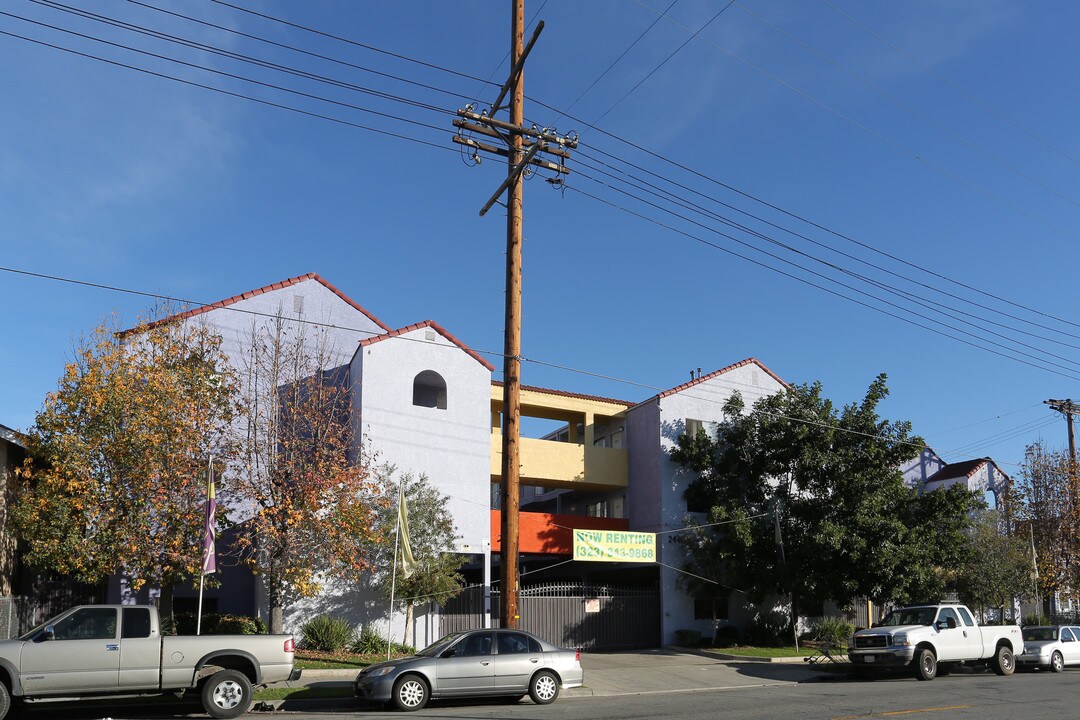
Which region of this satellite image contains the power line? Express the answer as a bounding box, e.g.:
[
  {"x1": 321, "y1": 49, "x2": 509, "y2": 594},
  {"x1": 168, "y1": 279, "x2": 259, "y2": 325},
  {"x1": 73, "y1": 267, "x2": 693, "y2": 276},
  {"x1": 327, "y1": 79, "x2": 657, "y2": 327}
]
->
[
  {"x1": 3, "y1": 10, "x2": 456, "y2": 133},
  {"x1": 628, "y1": 2, "x2": 1080, "y2": 244},
  {"x1": 527, "y1": 97, "x2": 1080, "y2": 334},
  {"x1": 66, "y1": 0, "x2": 1077, "y2": 339},
  {"x1": 121, "y1": 0, "x2": 1078, "y2": 335},
  {"x1": 591, "y1": 1, "x2": 734, "y2": 127},
  {"x1": 11, "y1": 8, "x2": 1079, "y2": 382},
  {"x1": 561, "y1": 179, "x2": 1080, "y2": 383},
  {"x1": 572, "y1": 145, "x2": 1080, "y2": 347},
  {"x1": 2, "y1": 7, "x2": 1065, "y2": 465},
  {"x1": 2, "y1": 262, "x2": 1029, "y2": 468},
  {"x1": 0, "y1": 28, "x2": 454, "y2": 151},
  {"x1": 572, "y1": 151, "x2": 1080, "y2": 361},
  {"x1": 566, "y1": 166, "x2": 1080, "y2": 379},
  {"x1": 550, "y1": 0, "x2": 677, "y2": 128},
  {"x1": 23, "y1": 1, "x2": 1080, "y2": 369},
  {"x1": 207, "y1": 0, "x2": 497, "y2": 89}
]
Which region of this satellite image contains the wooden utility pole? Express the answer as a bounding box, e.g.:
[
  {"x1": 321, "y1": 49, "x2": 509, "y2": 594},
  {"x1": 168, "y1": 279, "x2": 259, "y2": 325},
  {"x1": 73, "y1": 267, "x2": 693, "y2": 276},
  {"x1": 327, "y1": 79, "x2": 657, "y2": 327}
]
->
[
  {"x1": 1045, "y1": 398, "x2": 1078, "y2": 470},
  {"x1": 452, "y1": 1, "x2": 575, "y2": 629},
  {"x1": 501, "y1": 0, "x2": 526, "y2": 630}
]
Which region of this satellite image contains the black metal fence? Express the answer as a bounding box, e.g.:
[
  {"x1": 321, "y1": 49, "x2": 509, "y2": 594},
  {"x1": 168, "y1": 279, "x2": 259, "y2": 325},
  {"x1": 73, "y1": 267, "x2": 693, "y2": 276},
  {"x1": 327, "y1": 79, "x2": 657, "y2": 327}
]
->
[{"x1": 440, "y1": 581, "x2": 659, "y2": 650}]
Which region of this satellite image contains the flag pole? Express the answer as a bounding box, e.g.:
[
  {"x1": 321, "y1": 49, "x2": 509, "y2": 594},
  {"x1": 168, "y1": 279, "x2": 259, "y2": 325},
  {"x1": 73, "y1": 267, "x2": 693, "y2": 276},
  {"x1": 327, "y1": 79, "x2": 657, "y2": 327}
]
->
[
  {"x1": 197, "y1": 455, "x2": 215, "y2": 636},
  {"x1": 386, "y1": 477, "x2": 404, "y2": 661}
]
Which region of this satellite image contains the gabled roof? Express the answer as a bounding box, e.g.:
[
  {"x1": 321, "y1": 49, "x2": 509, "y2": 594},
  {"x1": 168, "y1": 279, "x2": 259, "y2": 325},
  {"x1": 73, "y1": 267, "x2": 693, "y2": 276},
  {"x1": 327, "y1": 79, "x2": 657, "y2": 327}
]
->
[
  {"x1": 359, "y1": 320, "x2": 495, "y2": 371},
  {"x1": 120, "y1": 273, "x2": 389, "y2": 336},
  {"x1": 0, "y1": 423, "x2": 27, "y2": 449},
  {"x1": 657, "y1": 357, "x2": 788, "y2": 400},
  {"x1": 491, "y1": 381, "x2": 634, "y2": 407},
  {"x1": 925, "y1": 458, "x2": 1009, "y2": 485}
]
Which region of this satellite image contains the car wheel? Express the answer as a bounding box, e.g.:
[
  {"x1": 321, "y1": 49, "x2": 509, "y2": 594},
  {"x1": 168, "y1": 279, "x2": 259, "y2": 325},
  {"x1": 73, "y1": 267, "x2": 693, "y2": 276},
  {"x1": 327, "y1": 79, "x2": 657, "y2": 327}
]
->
[
  {"x1": 201, "y1": 669, "x2": 253, "y2": 720},
  {"x1": 914, "y1": 648, "x2": 937, "y2": 681},
  {"x1": 0, "y1": 682, "x2": 10, "y2": 720},
  {"x1": 1051, "y1": 651, "x2": 1064, "y2": 673},
  {"x1": 991, "y1": 645, "x2": 1015, "y2": 676},
  {"x1": 392, "y1": 674, "x2": 429, "y2": 712},
  {"x1": 529, "y1": 670, "x2": 560, "y2": 705}
]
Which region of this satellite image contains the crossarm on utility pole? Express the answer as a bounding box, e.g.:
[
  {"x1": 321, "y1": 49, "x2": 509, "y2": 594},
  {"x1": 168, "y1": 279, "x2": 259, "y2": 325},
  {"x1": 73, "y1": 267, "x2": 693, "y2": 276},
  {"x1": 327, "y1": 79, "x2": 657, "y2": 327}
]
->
[
  {"x1": 479, "y1": 142, "x2": 541, "y2": 217},
  {"x1": 491, "y1": 20, "x2": 544, "y2": 115}
]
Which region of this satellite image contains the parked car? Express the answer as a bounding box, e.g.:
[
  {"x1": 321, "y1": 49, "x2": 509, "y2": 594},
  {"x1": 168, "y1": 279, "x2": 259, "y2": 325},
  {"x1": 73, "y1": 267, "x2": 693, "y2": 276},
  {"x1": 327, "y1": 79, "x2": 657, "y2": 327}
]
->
[
  {"x1": 0, "y1": 604, "x2": 299, "y2": 719},
  {"x1": 847, "y1": 603, "x2": 1022, "y2": 680},
  {"x1": 1017, "y1": 626, "x2": 1080, "y2": 672},
  {"x1": 355, "y1": 628, "x2": 584, "y2": 711}
]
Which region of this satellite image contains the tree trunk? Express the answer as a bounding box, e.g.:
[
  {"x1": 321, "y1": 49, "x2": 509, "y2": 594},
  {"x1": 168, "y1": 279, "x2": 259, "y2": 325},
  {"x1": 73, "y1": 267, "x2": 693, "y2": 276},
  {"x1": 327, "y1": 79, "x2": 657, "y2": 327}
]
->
[
  {"x1": 403, "y1": 602, "x2": 415, "y2": 648},
  {"x1": 789, "y1": 593, "x2": 800, "y2": 648},
  {"x1": 266, "y1": 567, "x2": 284, "y2": 634}
]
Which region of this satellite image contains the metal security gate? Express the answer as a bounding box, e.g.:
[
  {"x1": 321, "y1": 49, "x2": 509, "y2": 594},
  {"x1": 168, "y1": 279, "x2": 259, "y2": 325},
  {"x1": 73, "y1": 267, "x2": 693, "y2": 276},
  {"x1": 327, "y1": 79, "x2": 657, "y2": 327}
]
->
[{"x1": 440, "y1": 582, "x2": 659, "y2": 650}]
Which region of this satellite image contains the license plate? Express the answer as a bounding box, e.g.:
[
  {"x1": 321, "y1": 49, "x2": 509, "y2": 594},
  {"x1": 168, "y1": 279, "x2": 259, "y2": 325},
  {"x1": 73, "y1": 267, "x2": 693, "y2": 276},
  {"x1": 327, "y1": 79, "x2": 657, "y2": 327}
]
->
[{"x1": 864, "y1": 656, "x2": 876, "y2": 663}]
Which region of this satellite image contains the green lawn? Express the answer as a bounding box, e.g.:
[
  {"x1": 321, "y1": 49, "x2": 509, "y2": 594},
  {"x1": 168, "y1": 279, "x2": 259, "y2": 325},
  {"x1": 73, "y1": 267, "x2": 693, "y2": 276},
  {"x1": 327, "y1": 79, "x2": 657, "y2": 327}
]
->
[
  {"x1": 254, "y1": 686, "x2": 354, "y2": 701},
  {"x1": 294, "y1": 649, "x2": 382, "y2": 669},
  {"x1": 711, "y1": 645, "x2": 819, "y2": 658}
]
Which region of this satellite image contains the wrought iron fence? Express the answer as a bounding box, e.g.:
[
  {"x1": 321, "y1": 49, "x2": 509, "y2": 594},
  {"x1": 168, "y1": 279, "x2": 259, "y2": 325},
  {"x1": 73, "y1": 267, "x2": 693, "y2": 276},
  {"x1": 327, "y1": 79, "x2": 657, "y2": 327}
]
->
[{"x1": 440, "y1": 581, "x2": 659, "y2": 650}]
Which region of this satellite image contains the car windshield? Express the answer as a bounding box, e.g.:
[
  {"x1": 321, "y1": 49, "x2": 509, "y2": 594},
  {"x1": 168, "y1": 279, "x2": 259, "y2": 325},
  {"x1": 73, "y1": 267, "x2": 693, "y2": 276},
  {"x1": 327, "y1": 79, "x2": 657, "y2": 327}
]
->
[
  {"x1": 18, "y1": 608, "x2": 71, "y2": 641},
  {"x1": 1023, "y1": 627, "x2": 1058, "y2": 642},
  {"x1": 415, "y1": 633, "x2": 464, "y2": 657},
  {"x1": 879, "y1": 607, "x2": 937, "y2": 627}
]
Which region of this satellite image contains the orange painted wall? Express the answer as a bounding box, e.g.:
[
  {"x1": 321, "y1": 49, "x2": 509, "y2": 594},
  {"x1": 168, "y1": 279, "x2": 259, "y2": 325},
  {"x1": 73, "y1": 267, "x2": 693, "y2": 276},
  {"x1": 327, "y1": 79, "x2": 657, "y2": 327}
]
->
[{"x1": 490, "y1": 510, "x2": 630, "y2": 555}]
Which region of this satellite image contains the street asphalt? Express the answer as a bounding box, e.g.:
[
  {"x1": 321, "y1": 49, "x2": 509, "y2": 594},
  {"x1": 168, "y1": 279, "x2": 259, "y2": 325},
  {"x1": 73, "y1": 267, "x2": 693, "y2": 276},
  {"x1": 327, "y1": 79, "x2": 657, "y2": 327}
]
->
[{"x1": 267, "y1": 647, "x2": 840, "y2": 712}]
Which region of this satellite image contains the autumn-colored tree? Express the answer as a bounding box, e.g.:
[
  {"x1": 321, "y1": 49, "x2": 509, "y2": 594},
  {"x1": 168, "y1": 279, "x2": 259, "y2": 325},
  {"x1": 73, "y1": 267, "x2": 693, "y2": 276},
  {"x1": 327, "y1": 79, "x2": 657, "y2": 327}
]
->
[
  {"x1": 15, "y1": 309, "x2": 236, "y2": 618},
  {"x1": 955, "y1": 508, "x2": 1031, "y2": 618},
  {"x1": 372, "y1": 468, "x2": 465, "y2": 644},
  {"x1": 1013, "y1": 441, "x2": 1078, "y2": 602},
  {"x1": 229, "y1": 314, "x2": 385, "y2": 634}
]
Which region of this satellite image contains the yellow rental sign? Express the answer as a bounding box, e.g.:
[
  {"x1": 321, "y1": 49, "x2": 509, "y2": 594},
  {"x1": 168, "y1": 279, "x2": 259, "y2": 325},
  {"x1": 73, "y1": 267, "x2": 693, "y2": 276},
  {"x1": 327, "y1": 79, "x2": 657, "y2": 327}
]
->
[{"x1": 573, "y1": 529, "x2": 656, "y2": 563}]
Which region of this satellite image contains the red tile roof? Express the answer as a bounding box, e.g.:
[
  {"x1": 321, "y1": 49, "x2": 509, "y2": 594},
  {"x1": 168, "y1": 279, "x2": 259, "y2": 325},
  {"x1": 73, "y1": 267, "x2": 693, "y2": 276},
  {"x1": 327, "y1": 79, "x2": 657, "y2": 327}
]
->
[
  {"x1": 119, "y1": 273, "x2": 389, "y2": 337},
  {"x1": 359, "y1": 320, "x2": 495, "y2": 371},
  {"x1": 657, "y1": 357, "x2": 788, "y2": 399},
  {"x1": 491, "y1": 381, "x2": 634, "y2": 407},
  {"x1": 925, "y1": 458, "x2": 1009, "y2": 485}
]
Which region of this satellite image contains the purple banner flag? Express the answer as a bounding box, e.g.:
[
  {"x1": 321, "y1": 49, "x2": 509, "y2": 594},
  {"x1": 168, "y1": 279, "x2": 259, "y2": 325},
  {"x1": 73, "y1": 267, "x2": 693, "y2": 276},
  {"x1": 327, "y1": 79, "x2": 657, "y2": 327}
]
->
[{"x1": 201, "y1": 467, "x2": 217, "y2": 575}]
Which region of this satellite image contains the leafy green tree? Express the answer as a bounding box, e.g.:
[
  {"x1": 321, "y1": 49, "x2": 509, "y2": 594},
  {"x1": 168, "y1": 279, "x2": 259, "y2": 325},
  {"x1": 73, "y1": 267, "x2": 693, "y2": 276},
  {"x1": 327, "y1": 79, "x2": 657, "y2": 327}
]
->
[
  {"x1": 373, "y1": 468, "x2": 465, "y2": 644},
  {"x1": 15, "y1": 308, "x2": 236, "y2": 619},
  {"x1": 955, "y1": 509, "x2": 1030, "y2": 618},
  {"x1": 673, "y1": 374, "x2": 980, "y2": 637}
]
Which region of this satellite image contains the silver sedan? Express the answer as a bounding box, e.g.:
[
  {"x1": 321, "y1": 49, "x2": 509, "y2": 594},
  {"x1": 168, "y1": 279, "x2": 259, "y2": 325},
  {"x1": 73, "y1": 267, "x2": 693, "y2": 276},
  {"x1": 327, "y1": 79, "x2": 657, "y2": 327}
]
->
[
  {"x1": 1018, "y1": 625, "x2": 1080, "y2": 672},
  {"x1": 354, "y1": 629, "x2": 584, "y2": 711}
]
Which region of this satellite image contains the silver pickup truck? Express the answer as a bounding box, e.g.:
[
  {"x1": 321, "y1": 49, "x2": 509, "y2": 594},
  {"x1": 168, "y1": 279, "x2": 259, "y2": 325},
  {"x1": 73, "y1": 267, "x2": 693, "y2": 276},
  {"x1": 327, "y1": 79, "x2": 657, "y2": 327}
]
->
[
  {"x1": 0, "y1": 604, "x2": 300, "y2": 718},
  {"x1": 848, "y1": 603, "x2": 1022, "y2": 680}
]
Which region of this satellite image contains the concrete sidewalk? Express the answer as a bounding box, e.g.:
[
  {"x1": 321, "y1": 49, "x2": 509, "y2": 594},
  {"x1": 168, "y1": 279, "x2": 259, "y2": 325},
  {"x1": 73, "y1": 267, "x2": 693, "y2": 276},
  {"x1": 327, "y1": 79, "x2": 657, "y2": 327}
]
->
[{"x1": 271, "y1": 647, "x2": 839, "y2": 708}]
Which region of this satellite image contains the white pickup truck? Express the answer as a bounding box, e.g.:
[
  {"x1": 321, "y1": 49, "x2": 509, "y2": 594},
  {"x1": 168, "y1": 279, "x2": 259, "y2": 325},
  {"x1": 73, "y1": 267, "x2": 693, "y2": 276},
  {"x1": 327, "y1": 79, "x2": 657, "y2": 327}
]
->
[
  {"x1": 0, "y1": 604, "x2": 300, "y2": 718},
  {"x1": 847, "y1": 603, "x2": 1022, "y2": 680}
]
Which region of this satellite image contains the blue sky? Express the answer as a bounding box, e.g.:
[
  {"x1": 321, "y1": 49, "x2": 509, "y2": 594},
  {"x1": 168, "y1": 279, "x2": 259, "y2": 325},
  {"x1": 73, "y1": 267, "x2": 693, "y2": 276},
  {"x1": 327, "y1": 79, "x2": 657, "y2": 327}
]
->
[{"x1": 2, "y1": 0, "x2": 1078, "y2": 476}]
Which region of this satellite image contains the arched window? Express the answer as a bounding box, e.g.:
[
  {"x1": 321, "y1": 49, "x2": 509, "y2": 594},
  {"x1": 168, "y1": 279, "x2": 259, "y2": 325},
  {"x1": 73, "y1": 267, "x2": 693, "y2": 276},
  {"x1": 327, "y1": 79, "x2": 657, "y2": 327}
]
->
[{"x1": 413, "y1": 370, "x2": 447, "y2": 409}]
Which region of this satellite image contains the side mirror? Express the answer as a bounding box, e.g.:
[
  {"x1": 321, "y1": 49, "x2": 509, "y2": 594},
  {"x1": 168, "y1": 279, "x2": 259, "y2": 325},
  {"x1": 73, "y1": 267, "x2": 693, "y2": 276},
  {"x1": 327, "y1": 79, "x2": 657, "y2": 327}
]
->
[
  {"x1": 43, "y1": 625, "x2": 55, "y2": 641},
  {"x1": 934, "y1": 621, "x2": 946, "y2": 631}
]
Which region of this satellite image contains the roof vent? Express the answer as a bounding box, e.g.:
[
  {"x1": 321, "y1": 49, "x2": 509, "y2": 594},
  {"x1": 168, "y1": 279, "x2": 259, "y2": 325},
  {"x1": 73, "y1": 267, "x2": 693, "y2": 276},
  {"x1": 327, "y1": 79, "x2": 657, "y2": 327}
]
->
[
  {"x1": 293, "y1": 295, "x2": 304, "y2": 314},
  {"x1": 425, "y1": 330, "x2": 437, "y2": 341}
]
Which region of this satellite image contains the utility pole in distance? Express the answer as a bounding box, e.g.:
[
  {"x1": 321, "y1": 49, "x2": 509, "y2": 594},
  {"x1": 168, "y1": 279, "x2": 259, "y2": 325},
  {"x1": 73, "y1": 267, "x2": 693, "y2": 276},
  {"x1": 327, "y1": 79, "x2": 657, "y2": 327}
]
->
[
  {"x1": 452, "y1": 0, "x2": 575, "y2": 629},
  {"x1": 1045, "y1": 398, "x2": 1078, "y2": 470}
]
